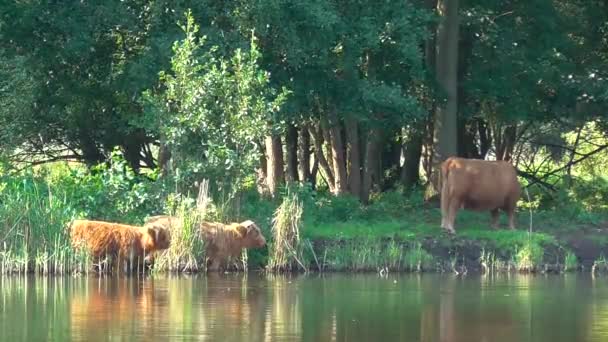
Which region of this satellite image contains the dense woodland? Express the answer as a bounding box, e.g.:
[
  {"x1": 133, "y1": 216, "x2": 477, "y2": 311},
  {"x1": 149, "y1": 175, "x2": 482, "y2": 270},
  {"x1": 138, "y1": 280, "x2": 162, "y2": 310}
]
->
[
  {"x1": 4, "y1": 1, "x2": 608, "y2": 274},
  {"x1": 2, "y1": 0, "x2": 608, "y2": 206}
]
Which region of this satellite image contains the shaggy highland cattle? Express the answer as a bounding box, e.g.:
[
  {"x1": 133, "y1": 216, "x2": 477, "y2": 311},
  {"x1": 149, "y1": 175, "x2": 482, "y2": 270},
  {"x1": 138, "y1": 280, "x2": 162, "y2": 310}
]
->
[
  {"x1": 70, "y1": 219, "x2": 171, "y2": 271},
  {"x1": 440, "y1": 157, "x2": 521, "y2": 234},
  {"x1": 200, "y1": 220, "x2": 267, "y2": 271},
  {"x1": 144, "y1": 215, "x2": 267, "y2": 271}
]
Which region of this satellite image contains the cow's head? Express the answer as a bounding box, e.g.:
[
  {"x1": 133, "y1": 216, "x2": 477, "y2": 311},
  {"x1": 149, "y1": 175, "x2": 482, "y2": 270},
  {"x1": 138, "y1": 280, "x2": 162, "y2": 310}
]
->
[
  {"x1": 142, "y1": 226, "x2": 171, "y2": 252},
  {"x1": 237, "y1": 220, "x2": 266, "y2": 248}
]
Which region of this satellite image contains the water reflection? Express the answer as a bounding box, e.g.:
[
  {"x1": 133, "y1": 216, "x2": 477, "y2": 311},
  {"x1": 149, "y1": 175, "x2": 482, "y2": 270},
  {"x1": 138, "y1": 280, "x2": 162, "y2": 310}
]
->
[{"x1": 1, "y1": 273, "x2": 608, "y2": 341}]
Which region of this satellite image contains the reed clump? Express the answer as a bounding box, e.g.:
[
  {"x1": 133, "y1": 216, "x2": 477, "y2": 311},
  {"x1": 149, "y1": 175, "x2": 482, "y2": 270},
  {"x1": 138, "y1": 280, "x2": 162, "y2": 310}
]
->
[{"x1": 268, "y1": 191, "x2": 305, "y2": 272}]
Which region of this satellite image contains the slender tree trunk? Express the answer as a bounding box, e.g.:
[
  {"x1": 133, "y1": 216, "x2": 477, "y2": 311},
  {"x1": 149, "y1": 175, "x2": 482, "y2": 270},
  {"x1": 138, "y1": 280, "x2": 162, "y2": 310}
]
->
[
  {"x1": 328, "y1": 113, "x2": 347, "y2": 195},
  {"x1": 401, "y1": 128, "x2": 423, "y2": 189},
  {"x1": 345, "y1": 119, "x2": 362, "y2": 197},
  {"x1": 493, "y1": 123, "x2": 517, "y2": 161},
  {"x1": 123, "y1": 130, "x2": 148, "y2": 173},
  {"x1": 429, "y1": 0, "x2": 459, "y2": 194},
  {"x1": 477, "y1": 118, "x2": 491, "y2": 159},
  {"x1": 361, "y1": 128, "x2": 380, "y2": 204},
  {"x1": 310, "y1": 155, "x2": 319, "y2": 190},
  {"x1": 297, "y1": 125, "x2": 312, "y2": 184},
  {"x1": 256, "y1": 142, "x2": 269, "y2": 196},
  {"x1": 158, "y1": 135, "x2": 172, "y2": 177},
  {"x1": 320, "y1": 116, "x2": 334, "y2": 175},
  {"x1": 457, "y1": 121, "x2": 480, "y2": 159},
  {"x1": 381, "y1": 132, "x2": 402, "y2": 191},
  {"x1": 265, "y1": 131, "x2": 285, "y2": 197},
  {"x1": 285, "y1": 124, "x2": 299, "y2": 182},
  {"x1": 310, "y1": 123, "x2": 336, "y2": 193}
]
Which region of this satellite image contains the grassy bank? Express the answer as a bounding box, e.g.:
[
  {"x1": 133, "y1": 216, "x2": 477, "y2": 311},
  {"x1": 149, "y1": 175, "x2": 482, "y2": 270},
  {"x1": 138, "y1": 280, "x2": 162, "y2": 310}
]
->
[{"x1": 3, "y1": 162, "x2": 608, "y2": 275}]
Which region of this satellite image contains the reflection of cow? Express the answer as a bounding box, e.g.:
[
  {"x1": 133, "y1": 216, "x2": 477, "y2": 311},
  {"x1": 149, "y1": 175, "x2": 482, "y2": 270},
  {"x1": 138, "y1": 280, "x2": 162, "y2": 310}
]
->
[
  {"x1": 440, "y1": 157, "x2": 521, "y2": 234},
  {"x1": 202, "y1": 273, "x2": 268, "y2": 339},
  {"x1": 70, "y1": 278, "x2": 159, "y2": 340},
  {"x1": 70, "y1": 219, "x2": 171, "y2": 272}
]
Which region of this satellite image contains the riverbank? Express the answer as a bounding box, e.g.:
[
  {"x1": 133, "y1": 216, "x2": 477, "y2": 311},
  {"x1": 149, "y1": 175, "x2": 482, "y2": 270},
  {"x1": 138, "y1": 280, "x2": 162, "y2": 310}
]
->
[
  {"x1": 3, "y1": 165, "x2": 608, "y2": 275},
  {"x1": 289, "y1": 209, "x2": 608, "y2": 274},
  {"x1": 3, "y1": 202, "x2": 608, "y2": 275}
]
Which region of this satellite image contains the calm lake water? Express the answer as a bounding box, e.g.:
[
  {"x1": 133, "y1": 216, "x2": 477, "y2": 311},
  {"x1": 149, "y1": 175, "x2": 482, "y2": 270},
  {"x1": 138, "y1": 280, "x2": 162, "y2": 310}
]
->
[{"x1": 1, "y1": 273, "x2": 607, "y2": 341}]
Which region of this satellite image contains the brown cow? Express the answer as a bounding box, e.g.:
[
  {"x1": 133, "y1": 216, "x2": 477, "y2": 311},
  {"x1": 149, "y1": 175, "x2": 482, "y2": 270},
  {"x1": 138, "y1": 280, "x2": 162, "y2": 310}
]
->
[
  {"x1": 440, "y1": 157, "x2": 521, "y2": 234},
  {"x1": 143, "y1": 215, "x2": 267, "y2": 271},
  {"x1": 201, "y1": 220, "x2": 267, "y2": 271},
  {"x1": 70, "y1": 219, "x2": 171, "y2": 272}
]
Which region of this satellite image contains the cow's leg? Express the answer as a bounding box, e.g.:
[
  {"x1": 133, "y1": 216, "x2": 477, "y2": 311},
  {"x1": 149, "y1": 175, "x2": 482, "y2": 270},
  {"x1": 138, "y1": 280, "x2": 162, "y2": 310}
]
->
[
  {"x1": 445, "y1": 197, "x2": 460, "y2": 234},
  {"x1": 440, "y1": 183, "x2": 449, "y2": 229},
  {"x1": 507, "y1": 207, "x2": 517, "y2": 230},
  {"x1": 490, "y1": 209, "x2": 500, "y2": 229}
]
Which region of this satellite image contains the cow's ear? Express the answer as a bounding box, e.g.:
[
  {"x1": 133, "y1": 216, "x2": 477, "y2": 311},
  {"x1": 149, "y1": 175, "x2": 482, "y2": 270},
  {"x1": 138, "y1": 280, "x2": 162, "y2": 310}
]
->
[
  {"x1": 147, "y1": 228, "x2": 158, "y2": 243},
  {"x1": 236, "y1": 224, "x2": 248, "y2": 236}
]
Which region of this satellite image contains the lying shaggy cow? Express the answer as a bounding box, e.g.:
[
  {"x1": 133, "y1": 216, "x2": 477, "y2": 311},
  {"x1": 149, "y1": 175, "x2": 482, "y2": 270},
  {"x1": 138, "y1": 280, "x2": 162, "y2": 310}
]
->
[
  {"x1": 143, "y1": 215, "x2": 267, "y2": 271},
  {"x1": 440, "y1": 157, "x2": 521, "y2": 234},
  {"x1": 70, "y1": 219, "x2": 171, "y2": 272}
]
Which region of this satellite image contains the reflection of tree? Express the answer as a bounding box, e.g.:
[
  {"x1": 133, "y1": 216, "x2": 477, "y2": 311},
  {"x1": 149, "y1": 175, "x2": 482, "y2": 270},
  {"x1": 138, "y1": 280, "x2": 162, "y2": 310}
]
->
[
  {"x1": 1, "y1": 277, "x2": 74, "y2": 341},
  {"x1": 264, "y1": 274, "x2": 303, "y2": 340}
]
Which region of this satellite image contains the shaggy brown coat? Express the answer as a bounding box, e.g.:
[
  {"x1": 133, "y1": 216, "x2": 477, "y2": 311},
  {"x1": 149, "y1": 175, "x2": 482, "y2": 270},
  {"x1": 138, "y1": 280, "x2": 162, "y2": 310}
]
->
[
  {"x1": 70, "y1": 219, "x2": 171, "y2": 270},
  {"x1": 142, "y1": 215, "x2": 267, "y2": 271},
  {"x1": 200, "y1": 220, "x2": 267, "y2": 271},
  {"x1": 440, "y1": 157, "x2": 521, "y2": 234}
]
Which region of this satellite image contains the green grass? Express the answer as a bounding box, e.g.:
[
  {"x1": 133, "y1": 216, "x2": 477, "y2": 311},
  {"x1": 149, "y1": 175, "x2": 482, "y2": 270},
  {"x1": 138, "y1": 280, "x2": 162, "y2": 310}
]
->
[
  {"x1": 564, "y1": 250, "x2": 578, "y2": 272},
  {"x1": 0, "y1": 176, "x2": 88, "y2": 275}
]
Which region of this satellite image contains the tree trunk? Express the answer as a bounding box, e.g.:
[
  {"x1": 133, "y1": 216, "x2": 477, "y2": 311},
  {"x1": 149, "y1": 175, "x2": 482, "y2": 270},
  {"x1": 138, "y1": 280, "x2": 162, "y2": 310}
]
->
[
  {"x1": 265, "y1": 132, "x2": 285, "y2": 197},
  {"x1": 429, "y1": 0, "x2": 459, "y2": 194},
  {"x1": 381, "y1": 132, "x2": 402, "y2": 191},
  {"x1": 158, "y1": 135, "x2": 172, "y2": 177},
  {"x1": 310, "y1": 123, "x2": 336, "y2": 193},
  {"x1": 123, "y1": 129, "x2": 147, "y2": 173},
  {"x1": 495, "y1": 124, "x2": 516, "y2": 161},
  {"x1": 457, "y1": 120, "x2": 480, "y2": 159},
  {"x1": 285, "y1": 124, "x2": 299, "y2": 182},
  {"x1": 361, "y1": 128, "x2": 381, "y2": 204},
  {"x1": 477, "y1": 118, "x2": 492, "y2": 159},
  {"x1": 297, "y1": 125, "x2": 312, "y2": 184},
  {"x1": 328, "y1": 113, "x2": 347, "y2": 195},
  {"x1": 310, "y1": 155, "x2": 319, "y2": 190},
  {"x1": 80, "y1": 133, "x2": 105, "y2": 167},
  {"x1": 345, "y1": 119, "x2": 362, "y2": 197},
  {"x1": 401, "y1": 128, "x2": 423, "y2": 189},
  {"x1": 256, "y1": 142, "x2": 269, "y2": 196}
]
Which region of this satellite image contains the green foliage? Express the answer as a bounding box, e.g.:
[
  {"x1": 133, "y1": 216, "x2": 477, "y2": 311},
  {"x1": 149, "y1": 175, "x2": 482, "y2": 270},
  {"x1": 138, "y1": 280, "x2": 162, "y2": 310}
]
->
[
  {"x1": 141, "y1": 11, "x2": 289, "y2": 195},
  {"x1": 515, "y1": 241, "x2": 544, "y2": 272},
  {"x1": 0, "y1": 170, "x2": 82, "y2": 274},
  {"x1": 47, "y1": 151, "x2": 163, "y2": 224},
  {"x1": 403, "y1": 243, "x2": 434, "y2": 272},
  {"x1": 564, "y1": 250, "x2": 578, "y2": 272},
  {"x1": 152, "y1": 196, "x2": 207, "y2": 273}
]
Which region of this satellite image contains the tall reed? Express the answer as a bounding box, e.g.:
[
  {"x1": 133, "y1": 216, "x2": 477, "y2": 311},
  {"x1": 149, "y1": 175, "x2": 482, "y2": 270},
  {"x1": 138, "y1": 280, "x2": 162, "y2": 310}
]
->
[
  {"x1": 268, "y1": 191, "x2": 305, "y2": 272},
  {"x1": 0, "y1": 177, "x2": 86, "y2": 274},
  {"x1": 152, "y1": 181, "x2": 209, "y2": 273}
]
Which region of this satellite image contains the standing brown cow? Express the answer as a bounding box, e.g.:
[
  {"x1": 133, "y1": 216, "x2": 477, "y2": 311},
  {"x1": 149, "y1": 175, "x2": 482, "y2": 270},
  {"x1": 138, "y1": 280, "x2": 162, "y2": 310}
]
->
[
  {"x1": 143, "y1": 215, "x2": 267, "y2": 271},
  {"x1": 440, "y1": 157, "x2": 521, "y2": 234},
  {"x1": 70, "y1": 219, "x2": 171, "y2": 272}
]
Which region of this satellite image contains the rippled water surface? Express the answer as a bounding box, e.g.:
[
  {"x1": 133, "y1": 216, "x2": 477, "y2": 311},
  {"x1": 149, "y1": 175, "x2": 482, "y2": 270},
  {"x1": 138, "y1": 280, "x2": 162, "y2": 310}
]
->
[{"x1": 1, "y1": 273, "x2": 608, "y2": 341}]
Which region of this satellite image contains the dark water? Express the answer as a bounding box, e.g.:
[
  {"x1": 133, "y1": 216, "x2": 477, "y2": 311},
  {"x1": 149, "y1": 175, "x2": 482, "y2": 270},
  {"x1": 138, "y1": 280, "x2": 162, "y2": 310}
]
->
[{"x1": 1, "y1": 273, "x2": 607, "y2": 341}]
